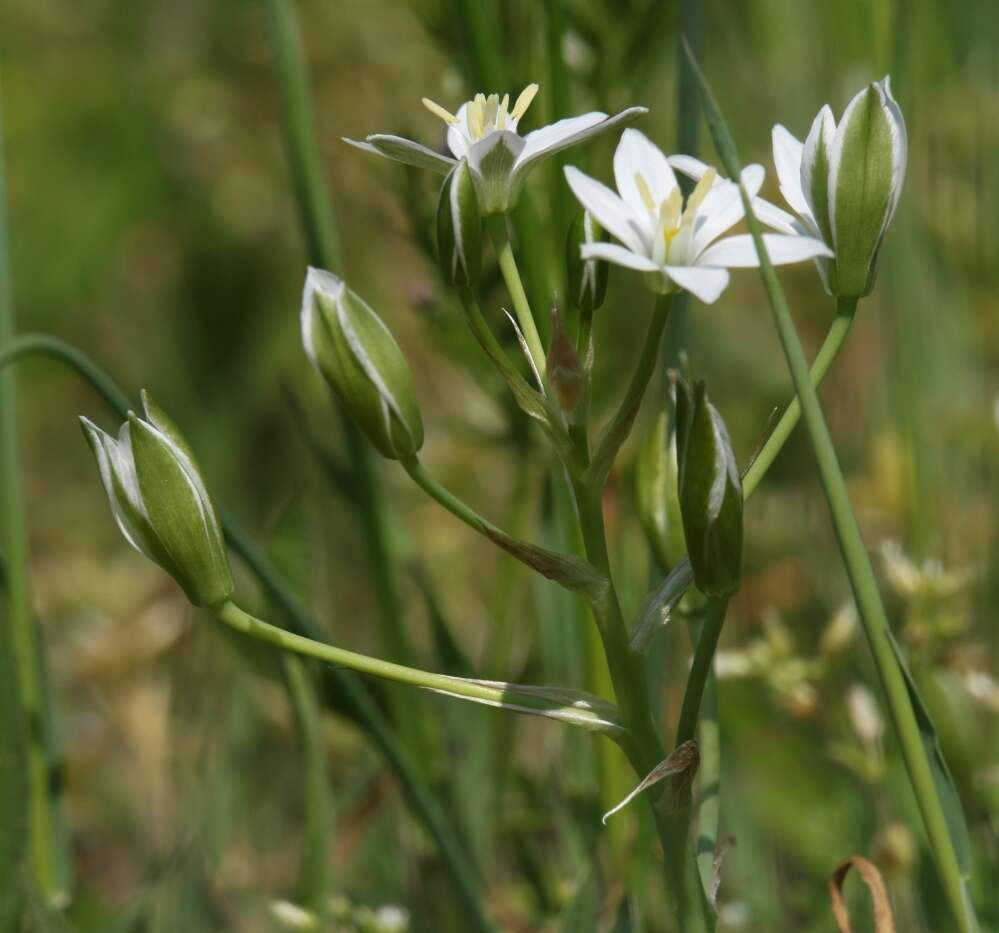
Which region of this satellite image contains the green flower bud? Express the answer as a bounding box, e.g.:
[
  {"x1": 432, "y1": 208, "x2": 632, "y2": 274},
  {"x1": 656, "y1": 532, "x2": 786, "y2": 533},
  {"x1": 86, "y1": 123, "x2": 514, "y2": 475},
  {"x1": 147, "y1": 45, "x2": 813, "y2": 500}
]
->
[
  {"x1": 823, "y1": 77, "x2": 907, "y2": 298},
  {"x1": 436, "y1": 159, "x2": 482, "y2": 287},
  {"x1": 80, "y1": 392, "x2": 233, "y2": 607},
  {"x1": 674, "y1": 377, "x2": 743, "y2": 597},
  {"x1": 565, "y1": 211, "x2": 608, "y2": 313},
  {"x1": 301, "y1": 268, "x2": 424, "y2": 460}
]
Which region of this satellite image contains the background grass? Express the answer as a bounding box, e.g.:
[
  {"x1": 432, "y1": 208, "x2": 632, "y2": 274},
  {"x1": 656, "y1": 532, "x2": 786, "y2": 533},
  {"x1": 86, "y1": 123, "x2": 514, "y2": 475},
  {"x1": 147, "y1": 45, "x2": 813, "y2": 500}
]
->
[{"x1": 1, "y1": 0, "x2": 997, "y2": 930}]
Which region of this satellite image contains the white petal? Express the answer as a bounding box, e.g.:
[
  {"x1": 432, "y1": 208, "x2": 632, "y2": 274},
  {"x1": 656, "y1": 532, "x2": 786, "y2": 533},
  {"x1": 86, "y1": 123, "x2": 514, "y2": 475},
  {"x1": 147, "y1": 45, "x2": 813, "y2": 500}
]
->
[
  {"x1": 771, "y1": 124, "x2": 810, "y2": 217},
  {"x1": 515, "y1": 107, "x2": 647, "y2": 174},
  {"x1": 301, "y1": 266, "x2": 344, "y2": 365},
  {"x1": 875, "y1": 76, "x2": 908, "y2": 232},
  {"x1": 344, "y1": 134, "x2": 456, "y2": 175},
  {"x1": 697, "y1": 233, "x2": 833, "y2": 268},
  {"x1": 800, "y1": 105, "x2": 836, "y2": 228},
  {"x1": 613, "y1": 128, "x2": 678, "y2": 214},
  {"x1": 663, "y1": 265, "x2": 730, "y2": 304},
  {"x1": 692, "y1": 180, "x2": 745, "y2": 253},
  {"x1": 447, "y1": 103, "x2": 471, "y2": 159},
  {"x1": 751, "y1": 196, "x2": 801, "y2": 234},
  {"x1": 564, "y1": 166, "x2": 648, "y2": 254},
  {"x1": 740, "y1": 163, "x2": 766, "y2": 197},
  {"x1": 581, "y1": 241, "x2": 661, "y2": 272},
  {"x1": 668, "y1": 154, "x2": 713, "y2": 181}
]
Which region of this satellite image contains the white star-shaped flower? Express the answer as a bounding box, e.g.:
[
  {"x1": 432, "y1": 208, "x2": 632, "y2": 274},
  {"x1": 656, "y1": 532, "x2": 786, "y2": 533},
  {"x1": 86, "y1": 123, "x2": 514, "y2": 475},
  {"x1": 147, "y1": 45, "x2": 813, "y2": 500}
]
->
[
  {"x1": 345, "y1": 84, "x2": 646, "y2": 213},
  {"x1": 564, "y1": 130, "x2": 833, "y2": 304}
]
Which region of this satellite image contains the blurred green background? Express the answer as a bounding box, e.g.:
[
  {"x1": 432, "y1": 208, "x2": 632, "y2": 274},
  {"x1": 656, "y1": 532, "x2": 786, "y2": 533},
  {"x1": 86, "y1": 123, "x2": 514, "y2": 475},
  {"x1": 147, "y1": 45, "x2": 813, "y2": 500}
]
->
[{"x1": 2, "y1": 0, "x2": 997, "y2": 930}]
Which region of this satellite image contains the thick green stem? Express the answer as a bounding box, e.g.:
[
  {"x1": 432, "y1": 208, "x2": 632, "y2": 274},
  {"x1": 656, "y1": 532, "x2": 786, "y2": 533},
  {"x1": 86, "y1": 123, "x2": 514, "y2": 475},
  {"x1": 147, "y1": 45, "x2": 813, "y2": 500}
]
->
[
  {"x1": 742, "y1": 304, "x2": 856, "y2": 497},
  {"x1": 0, "y1": 335, "x2": 493, "y2": 933},
  {"x1": 589, "y1": 294, "x2": 672, "y2": 488},
  {"x1": 486, "y1": 213, "x2": 547, "y2": 380},
  {"x1": 0, "y1": 104, "x2": 66, "y2": 907}
]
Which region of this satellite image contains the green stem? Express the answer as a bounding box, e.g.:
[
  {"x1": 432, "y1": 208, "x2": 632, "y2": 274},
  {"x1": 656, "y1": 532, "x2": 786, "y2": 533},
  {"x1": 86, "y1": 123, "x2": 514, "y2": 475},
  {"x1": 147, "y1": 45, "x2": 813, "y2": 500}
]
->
[
  {"x1": 741, "y1": 229, "x2": 970, "y2": 933},
  {"x1": 486, "y1": 213, "x2": 547, "y2": 380},
  {"x1": 0, "y1": 104, "x2": 66, "y2": 906},
  {"x1": 742, "y1": 304, "x2": 856, "y2": 497},
  {"x1": 216, "y1": 600, "x2": 622, "y2": 736},
  {"x1": 283, "y1": 655, "x2": 330, "y2": 917},
  {"x1": 263, "y1": 0, "x2": 341, "y2": 270},
  {"x1": 675, "y1": 598, "x2": 728, "y2": 748},
  {"x1": 458, "y1": 289, "x2": 542, "y2": 406},
  {"x1": 687, "y1": 60, "x2": 974, "y2": 922},
  {"x1": 0, "y1": 334, "x2": 493, "y2": 932},
  {"x1": 589, "y1": 294, "x2": 672, "y2": 488}
]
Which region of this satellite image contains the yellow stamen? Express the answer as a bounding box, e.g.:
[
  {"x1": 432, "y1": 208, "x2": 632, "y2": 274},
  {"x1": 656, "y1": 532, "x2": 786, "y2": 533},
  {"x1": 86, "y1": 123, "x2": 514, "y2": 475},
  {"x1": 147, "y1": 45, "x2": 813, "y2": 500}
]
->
[
  {"x1": 468, "y1": 94, "x2": 486, "y2": 138},
  {"x1": 681, "y1": 168, "x2": 716, "y2": 224},
  {"x1": 511, "y1": 83, "x2": 540, "y2": 121},
  {"x1": 660, "y1": 188, "x2": 684, "y2": 247},
  {"x1": 422, "y1": 97, "x2": 458, "y2": 125},
  {"x1": 496, "y1": 93, "x2": 510, "y2": 130},
  {"x1": 634, "y1": 173, "x2": 657, "y2": 213}
]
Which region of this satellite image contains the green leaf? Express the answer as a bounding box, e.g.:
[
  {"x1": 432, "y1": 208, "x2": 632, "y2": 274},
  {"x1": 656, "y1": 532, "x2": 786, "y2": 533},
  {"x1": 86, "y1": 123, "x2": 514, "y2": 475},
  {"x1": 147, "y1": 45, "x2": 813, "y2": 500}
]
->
[{"x1": 885, "y1": 632, "x2": 974, "y2": 875}]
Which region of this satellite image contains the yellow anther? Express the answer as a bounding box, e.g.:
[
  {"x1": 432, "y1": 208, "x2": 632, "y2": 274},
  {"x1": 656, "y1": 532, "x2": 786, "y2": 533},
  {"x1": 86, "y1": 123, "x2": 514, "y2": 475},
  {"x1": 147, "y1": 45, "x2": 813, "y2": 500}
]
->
[
  {"x1": 660, "y1": 188, "x2": 684, "y2": 247},
  {"x1": 683, "y1": 168, "x2": 717, "y2": 223},
  {"x1": 511, "y1": 83, "x2": 540, "y2": 121},
  {"x1": 484, "y1": 93, "x2": 499, "y2": 128},
  {"x1": 496, "y1": 93, "x2": 510, "y2": 130},
  {"x1": 422, "y1": 97, "x2": 458, "y2": 125},
  {"x1": 468, "y1": 95, "x2": 486, "y2": 138},
  {"x1": 634, "y1": 173, "x2": 657, "y2": 213}
]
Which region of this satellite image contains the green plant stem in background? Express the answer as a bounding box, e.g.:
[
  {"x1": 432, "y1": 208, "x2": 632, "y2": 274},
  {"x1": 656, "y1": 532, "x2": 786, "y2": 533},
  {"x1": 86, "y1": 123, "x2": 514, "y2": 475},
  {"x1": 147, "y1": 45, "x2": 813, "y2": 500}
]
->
[
  {"x1": 742, "y1": 304, "x2": 856, "y2": 497},
  {"x1": 0, "y1": 335, "x2": 493, "y2": 933},
  {"x1": 589, "y1": 294, "x2": 672, "y2": 488},
  {"x1": 283, "y1": 655, "x2": 330, "y2": 917},
  {"x1": 0, "y1": 100, "x2": 66, "y2": 909},
  {"x1": 684, "y1": 45, "x2": 976, "y2": 932},
  {"x1": 486, "y1": 213, "x2": 547, "y2": 379},
  {"x1": 262, "y1": 0, "x2": 415, "y2": 674}
]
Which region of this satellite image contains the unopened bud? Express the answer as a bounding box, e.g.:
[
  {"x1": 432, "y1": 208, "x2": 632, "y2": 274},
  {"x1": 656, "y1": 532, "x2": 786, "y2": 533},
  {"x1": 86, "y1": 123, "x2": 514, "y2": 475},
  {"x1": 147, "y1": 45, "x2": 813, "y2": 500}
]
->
[
  {"x1": 674, "y1": 376, "x2": 743, "y2": 597},
  {"x1": 81, "y1": 392, "x2": 233, "y2": 608},
  {"x1": 813, "y1": 77, "x2": 907, "y2": 298},
  {"x1": 301, "y1": 267, "x2": 424, "y2": 460}
]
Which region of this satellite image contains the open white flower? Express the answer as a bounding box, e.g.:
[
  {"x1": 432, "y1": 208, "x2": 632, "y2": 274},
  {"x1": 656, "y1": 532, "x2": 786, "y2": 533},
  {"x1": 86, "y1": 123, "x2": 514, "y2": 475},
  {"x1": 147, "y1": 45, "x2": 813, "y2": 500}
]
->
[
  {"x1": 564, "y1": 130, "x2": 832, "y2": 304},
  {"x1": 345, "y1": 84, "x2": 646, "y2": 214},
  {"x1": 751, "y1": 77, "x2": 907, "y2": 297}
]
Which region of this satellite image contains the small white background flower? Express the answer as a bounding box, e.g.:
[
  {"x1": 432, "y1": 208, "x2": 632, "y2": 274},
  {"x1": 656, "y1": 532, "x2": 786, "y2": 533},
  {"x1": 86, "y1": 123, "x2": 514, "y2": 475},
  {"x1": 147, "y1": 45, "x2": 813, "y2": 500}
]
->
[
  {"x1": 564, "y1": 130, "x2": 832, "y2": 304},
  {"x1": 346, "y1": 84, "x2": 646, "y2": 213}
]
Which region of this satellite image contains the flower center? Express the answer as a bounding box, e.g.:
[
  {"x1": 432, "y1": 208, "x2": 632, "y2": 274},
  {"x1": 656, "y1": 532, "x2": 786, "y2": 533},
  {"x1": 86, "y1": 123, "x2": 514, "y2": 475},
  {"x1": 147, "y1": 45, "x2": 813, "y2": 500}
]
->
[
  {"x1": 422, "y1": 84, "x2": 539, "y2": 140},
  {"x1": 634, "y1": 168, "x2": 717, "y2": 251}
]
